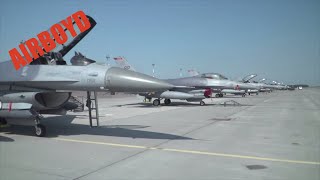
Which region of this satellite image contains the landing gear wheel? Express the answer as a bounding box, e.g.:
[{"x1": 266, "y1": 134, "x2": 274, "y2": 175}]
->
[
  {"x1": 153, "y1": 99, "x2": 160, "y2": 106},
  {"x1": 164, "y1": 99, "x2": 171, "y2": 105},
  {"x1": 35, "y1": 124, "x2": 46, "y2": 137},
  {"x1": 200, "y1": 101, "x2": 205, "y2": 106},
  {"x1": 219, "y1": 94, "x2": 223, "y2": 98},
  {"x1": 0, "y1": 118, "x2": 8, "y2": 128},
  {"x1": 0, "y1": 118, "x2": 7, "y2": 125},
  {"x1": 215, "y1": 94, "x2": 220, "y2": 98},
  {"x1": 242, "y1": 94, "x2": 246, "y2": 97}
]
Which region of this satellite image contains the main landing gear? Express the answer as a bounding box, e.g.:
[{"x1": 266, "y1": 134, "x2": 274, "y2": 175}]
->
[
  {"x1": 0, "y1": 117, "x2": 8, "y2": 128},
  {"x1": 215, "y1": 93, "x2": 223, "y2": 98},
  {"x1": 164, "y1": 99, "x2": 171, "y2": 105},
  {"x1": 153, "y1": 99, "x2": 161, "y2": 106},
  {"x1": 242, "y1": 94, "x2": 246, "y2": 97},
  {"x1": 153, "y1": 98, "x2": 171, "y2": 106}
]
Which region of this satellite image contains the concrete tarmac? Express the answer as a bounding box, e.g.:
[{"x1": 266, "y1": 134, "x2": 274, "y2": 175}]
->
[{"x1": 1, "y1": 88, "x2": 319, "y2": 180}]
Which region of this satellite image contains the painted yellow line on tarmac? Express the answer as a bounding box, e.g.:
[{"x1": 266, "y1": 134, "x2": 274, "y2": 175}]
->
[
  {"x1": 55, "y1": 138, "x2": 320, "y2": 165},
  {"x1": 56, "y1": 138, "x2": 147, "y2": 149}
]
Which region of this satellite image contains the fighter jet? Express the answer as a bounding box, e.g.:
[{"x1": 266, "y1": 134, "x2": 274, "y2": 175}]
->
[
  {"x1": 247, "y1": 78, "x2": 272, "y2": 93},
  {"x1": 240, "y1": 74, "x2": 265, "y2": 95},
  {"x1": 0, "y1": 15, "x2": 172, "y2": 136},
  {"x1": 148, "y1": 73, "x2": 258, "y2": 105}
]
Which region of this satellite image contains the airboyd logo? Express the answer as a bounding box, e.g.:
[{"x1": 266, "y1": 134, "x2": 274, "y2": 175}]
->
[{"x1": 8, "y1": 10, "x2": 91, "y2": 70}]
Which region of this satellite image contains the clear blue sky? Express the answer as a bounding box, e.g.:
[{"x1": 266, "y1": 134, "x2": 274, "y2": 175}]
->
[{"x1": 1, "y1": 0, "x2": 319, "y2": 85}]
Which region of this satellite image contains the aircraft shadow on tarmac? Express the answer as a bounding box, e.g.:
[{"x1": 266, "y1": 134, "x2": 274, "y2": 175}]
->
[
  {"x1": 113, "y1": 102, "x2": 220, "y2": 108},
  {"x1": 113, "y1": 101, "x2": 253, "y2": 108},
  {"x1": 0, "y1": 135, "x2": 14, "y2": 142},
  {"x1": 218, "y1": 96, "x2": 245, "y2": 98},
  {"x1": 2, "y1": 115, "x2": 192, "y2": 140}
]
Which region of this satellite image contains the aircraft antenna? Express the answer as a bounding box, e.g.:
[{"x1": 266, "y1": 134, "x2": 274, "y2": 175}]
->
[
  {"x1": 152, "y1": 63, "x2": 155, "y2": 77},
  {"x1": 106, "y1": 54, "x2": 110, "y2": 66}
]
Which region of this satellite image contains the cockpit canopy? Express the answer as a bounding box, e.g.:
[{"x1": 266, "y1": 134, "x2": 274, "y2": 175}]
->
[
  {"x1": 198, "y1": 73, "x2": 228, "y2": 80},
  {"x1": 70, "y1": 52, "x2": 96, "y2": 66},
  {"x1": 30, "y1": 52, "x2": 67, "y2": 65}
]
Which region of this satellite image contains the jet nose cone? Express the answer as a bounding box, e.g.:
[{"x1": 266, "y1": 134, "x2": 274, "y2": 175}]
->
[{"x1": 105, "y1": 67, "x2": 173, "y2": 92}]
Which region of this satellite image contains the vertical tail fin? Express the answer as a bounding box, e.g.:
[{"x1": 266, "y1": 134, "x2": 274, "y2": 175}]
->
[
  {"x1": 187, "y1": 69, "x2": 200, "y2": 76},
  {"x1": 113, "y1": 56, "x2": 136, "y2": 71}
]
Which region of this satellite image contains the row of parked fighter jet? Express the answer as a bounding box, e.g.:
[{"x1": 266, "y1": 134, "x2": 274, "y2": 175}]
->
[
  {"x1": 108, "y1": 55, "x2": 290, "y2": 106},
  {"x1": 0, "y1": 15, "x2": 290, "y2": 137}
]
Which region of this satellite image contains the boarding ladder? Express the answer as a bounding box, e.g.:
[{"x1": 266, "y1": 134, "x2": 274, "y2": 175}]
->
[{"x1": 86, "y1": 91, "x2": 100, "y2": 127}]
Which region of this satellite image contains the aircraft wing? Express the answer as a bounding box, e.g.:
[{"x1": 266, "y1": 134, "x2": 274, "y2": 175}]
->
[{"x1": 0, "y1": 80, "x2": 79, "y2": 91}]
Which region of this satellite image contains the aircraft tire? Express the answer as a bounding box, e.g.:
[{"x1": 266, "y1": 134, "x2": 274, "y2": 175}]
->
[
  {"x1": 0, "y1": 118, "x2": 7, "y2": 125},
  {"x1": 164, "y1": 99, "x2": 171, "y2": 105},
  {"x1": 35, "y1": 124, "x2": 46, "y2": 137},
  {"x1": 153, "y1": 99, "x2": 160, "y2": 106},
  {"x1": 0, "y1": 118, "x2": 9, "y2": 128},
  {"x1": 200, "y1": 101, "x2": 205, "y2": 106},
  {"x1": 242, "y1": 94, "x2": 246, "y2": 97}
]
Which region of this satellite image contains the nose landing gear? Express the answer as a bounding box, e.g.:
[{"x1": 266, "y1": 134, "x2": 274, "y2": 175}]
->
[
  {"x1": 34, "y1": 115, "x2": 46, "y2": 137},
  {"x1": 35, "y1": 124, "x2": 46, "y2": 137},
  {"x1": 215, "y1": 93, "x2": 223, "y2": 98}
]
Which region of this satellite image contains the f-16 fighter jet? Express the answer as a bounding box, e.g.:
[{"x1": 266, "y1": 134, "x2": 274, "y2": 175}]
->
[
  {"x1": 145, "y1": 73, "x2": 258, "y2": 106},
  {"x1": 0, "y1": 15, "x2": 172, "y2": 136}
]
